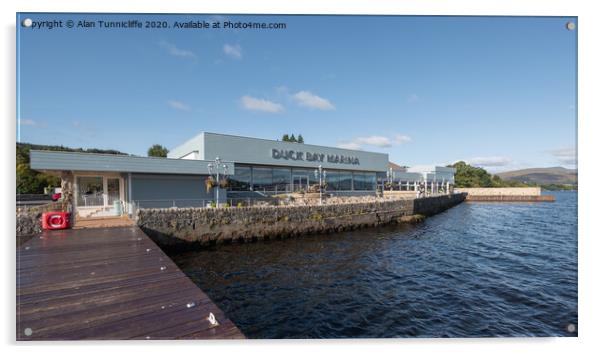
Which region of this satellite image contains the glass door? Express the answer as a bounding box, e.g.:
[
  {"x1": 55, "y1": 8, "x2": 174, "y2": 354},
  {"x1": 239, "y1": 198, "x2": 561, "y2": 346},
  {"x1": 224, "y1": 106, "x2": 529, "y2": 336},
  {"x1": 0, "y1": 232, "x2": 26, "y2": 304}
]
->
[
  {"x1": 107, "y1": 178, "x2": 121, "y2": 205},
  {"x1": 75, "y1": 176, "x2": 123, "y2": 218}
]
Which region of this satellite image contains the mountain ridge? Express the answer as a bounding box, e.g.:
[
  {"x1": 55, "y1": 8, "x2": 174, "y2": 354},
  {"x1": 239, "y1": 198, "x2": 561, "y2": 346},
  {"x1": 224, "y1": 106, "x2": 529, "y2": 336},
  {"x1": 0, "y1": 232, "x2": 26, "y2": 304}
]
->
[{"x1": 496, "y1": 166, "x2": 577, "y2": 185}]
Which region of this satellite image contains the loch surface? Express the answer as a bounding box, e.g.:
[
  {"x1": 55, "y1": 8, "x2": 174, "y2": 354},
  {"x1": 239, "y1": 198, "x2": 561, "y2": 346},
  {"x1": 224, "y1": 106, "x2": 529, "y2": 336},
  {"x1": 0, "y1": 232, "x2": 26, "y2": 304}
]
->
[{"x1": 171, "y1": 191, "x2": 577, "y2": 338}]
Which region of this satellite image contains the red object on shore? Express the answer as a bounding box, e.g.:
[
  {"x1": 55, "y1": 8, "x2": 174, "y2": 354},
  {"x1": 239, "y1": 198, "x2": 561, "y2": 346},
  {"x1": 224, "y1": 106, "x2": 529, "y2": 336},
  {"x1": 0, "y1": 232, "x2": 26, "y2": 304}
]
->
[
  {"x1": 42, "y1": 212, "x2": 70, "y2": 230},
  {"x1": 51, "y1": 193, "x2": 62, "y2": 201}
]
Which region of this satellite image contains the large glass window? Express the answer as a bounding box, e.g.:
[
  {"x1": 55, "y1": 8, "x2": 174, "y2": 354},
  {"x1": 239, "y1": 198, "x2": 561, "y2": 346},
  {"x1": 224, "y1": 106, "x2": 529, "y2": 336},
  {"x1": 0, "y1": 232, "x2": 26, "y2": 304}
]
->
[
  {"x1": 230, "y1": 165, "x2": 251, "y2": 191},
  {"x1": 353, "y1": 172, "x2": 366, "y2": 190},
  {"x1": 365, "y1": 173, "x2": 376, "y2": 190},
  {"x1": 272, "y1": 168, "x2": 291, "y2": 193},
  {"x1": 326, "y1": 170, "x2": 340, "y2": 191},
  {"x1": 308, "y1": 169, "x2": 319, "y2": 187},
  {"x1": 252, "y1": 167, "x2": 273, "y2": 191},
  {"x1": 77, "y1": 176, "x2": 103, "y2": 206},
  {"x1": 339, "y1": 172, "x2": 353, "y2": 190},
  {"x1": 352, "y1": 172, "x2": 377, "y2": 191}
]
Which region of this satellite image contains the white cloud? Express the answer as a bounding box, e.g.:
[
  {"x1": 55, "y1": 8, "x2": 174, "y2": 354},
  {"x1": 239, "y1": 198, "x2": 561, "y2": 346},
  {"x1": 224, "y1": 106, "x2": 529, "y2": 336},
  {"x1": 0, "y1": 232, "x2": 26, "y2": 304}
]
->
[
  {"x1": 223, "y1": 44, "x2": 242, "y2": 59},
  {"x1": 355, "y1": 136, "x2": 394, "y2": 148},
  {"x1": 241, "y1": 95, "x2": 284, "y2": 113},
  {"x1": 548, "y1": 147, "x2": 577, "y2": 165},
  {"x1": 159, "y1": 40, "x2": 196, "y2": 59},
  {"x1": 292, "y1": 91, "x2": 335, "y2": 110},
  {"x1": 167, "y1": 100, "x2": 191, "y2": 111},
  {"x1": 337, "y1": 142, "x2": 363, "y2": 150},
  {"x1": 337, "y1": 134, "x2": 411, "y2": 150},
  {"x1": 466, "y1": 156, "x2": 512, "y2": 167},
  {"x1": 20, "y1": 119, "x2": 36, "y2": 126},
  {"x1": 394, "y1": 134, "x2": 412, "y2": 144}
]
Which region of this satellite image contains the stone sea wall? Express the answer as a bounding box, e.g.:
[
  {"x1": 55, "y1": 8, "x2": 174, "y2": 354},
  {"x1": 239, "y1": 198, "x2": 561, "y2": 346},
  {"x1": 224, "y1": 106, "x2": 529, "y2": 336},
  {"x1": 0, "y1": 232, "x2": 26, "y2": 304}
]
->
[
  {"x1": 16, "y1": 203, "x2": 64, "y2": 245},
  {"x1": 137, "y1": 193, "x2": 466, "y2": 247},
  {"x1": 17, "y1": 212, "x2": 43, "y2": 237}
]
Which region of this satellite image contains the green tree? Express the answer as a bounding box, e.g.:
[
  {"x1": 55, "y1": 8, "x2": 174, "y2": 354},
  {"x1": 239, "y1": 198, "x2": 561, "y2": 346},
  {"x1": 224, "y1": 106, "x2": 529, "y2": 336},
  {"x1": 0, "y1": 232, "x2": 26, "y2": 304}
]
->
[
  {"x1": 290, "y1": 134, "x2": 297, "y2": 143},
  {"x1": 451, "y1": 161, "x2": 494, "y2": 187},
  {"x1": 297, "y1": 134, "x2": 304, "y2": 143},
  {"x1": 282, "y1": 134, "x2": 290, "y2": 142},
  {"x1": 450, "y1": 161, "x2": 532, "y2": 188},
  {"x1": 17, "y1": 142, "x2": 128, "y2": 194},
  {"x1": 147, "y1": 144, "x2": 168, "y2": 157}
]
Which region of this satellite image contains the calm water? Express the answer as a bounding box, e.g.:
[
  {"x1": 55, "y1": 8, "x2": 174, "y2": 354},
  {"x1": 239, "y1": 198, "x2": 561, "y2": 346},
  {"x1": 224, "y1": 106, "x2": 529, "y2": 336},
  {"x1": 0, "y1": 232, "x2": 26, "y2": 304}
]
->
[{"x1": 171, "y1": 191, "x2": 578, "y2": 338}]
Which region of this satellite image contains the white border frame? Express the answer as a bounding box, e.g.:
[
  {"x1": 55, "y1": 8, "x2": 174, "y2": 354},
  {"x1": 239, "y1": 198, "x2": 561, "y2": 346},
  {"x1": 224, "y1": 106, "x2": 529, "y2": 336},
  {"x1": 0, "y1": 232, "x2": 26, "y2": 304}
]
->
[{"x1": 4, "y1": 1, "x2": 601, "y2": 354}]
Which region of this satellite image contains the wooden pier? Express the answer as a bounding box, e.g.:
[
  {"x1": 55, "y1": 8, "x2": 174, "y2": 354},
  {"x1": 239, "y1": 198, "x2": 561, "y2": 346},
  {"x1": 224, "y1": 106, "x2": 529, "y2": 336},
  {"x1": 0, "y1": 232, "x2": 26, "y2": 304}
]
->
[{"x1": 16, "y1": 226, "x2": 245, "y2": 340}]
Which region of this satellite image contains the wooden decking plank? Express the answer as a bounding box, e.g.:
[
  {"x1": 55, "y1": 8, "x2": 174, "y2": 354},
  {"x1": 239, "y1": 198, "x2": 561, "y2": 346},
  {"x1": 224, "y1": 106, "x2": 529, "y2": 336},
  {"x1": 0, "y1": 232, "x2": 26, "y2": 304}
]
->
[
  {"x1": 40, "y1": 292, "x2": 221, "y2": 340},
  {"x1": 17, "y1": 276, "x2": 197, "y2": 320},
  {"x1": 16, "y1": 226, "x2": 244, "y2": 340},
  {"x1": 18, "y1": 287, "x2": 204, "y2": 339},
  {"x1": 17, "y1": 255, "x2": 175, "y2": 289},
  {"x1": 17, "y1": 249, "x2": 168, "y2": 273},
  {"x1": 17, "y1": 271, "x2": 182, "y2": 305}
]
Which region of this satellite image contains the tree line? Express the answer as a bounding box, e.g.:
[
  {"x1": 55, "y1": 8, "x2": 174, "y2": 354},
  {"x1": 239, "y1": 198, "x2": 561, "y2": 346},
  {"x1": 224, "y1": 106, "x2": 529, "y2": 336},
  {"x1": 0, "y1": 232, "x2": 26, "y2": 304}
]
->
[
  {"x1": 16, "y1": 142, "x2": 127, "y2": 194},
  {"x1": 16, "y1": 142, "x2": 170, "y2": 194},
  {"x1": 281, "y1": 134, "x2": 304, "y2": 143}
]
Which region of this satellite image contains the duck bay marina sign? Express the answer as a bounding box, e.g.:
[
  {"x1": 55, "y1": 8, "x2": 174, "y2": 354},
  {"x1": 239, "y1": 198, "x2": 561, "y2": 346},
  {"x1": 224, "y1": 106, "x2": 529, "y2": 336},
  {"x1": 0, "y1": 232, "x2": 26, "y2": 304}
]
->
[{"x1": 271, "y1": 148, "x2": 360, "y2": 165}]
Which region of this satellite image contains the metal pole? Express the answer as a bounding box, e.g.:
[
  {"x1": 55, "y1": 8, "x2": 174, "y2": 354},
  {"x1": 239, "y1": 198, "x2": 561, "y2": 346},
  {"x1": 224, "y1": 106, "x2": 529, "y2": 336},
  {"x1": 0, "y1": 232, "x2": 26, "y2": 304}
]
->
[
  {"x1": 319, "y1": 166, "x2": 322, "y2": 205},
  {"x1": 216, "y1": 165, "x2": 219, "y2": 207}
]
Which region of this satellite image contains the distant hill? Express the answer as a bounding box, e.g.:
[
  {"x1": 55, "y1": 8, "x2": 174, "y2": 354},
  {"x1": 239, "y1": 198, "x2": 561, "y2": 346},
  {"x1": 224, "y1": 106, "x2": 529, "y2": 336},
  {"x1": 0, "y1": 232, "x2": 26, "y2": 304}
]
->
[{"x1": 496, "y1": 167, "x2": 577, "y2": 185}]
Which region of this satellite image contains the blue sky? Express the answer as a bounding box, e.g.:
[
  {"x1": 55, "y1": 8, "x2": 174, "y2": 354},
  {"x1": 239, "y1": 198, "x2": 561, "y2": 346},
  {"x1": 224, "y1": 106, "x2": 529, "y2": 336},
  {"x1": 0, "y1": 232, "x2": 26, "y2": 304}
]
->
[{"x1": 16, "y1": 14, "x2": 577, "y2": 172}]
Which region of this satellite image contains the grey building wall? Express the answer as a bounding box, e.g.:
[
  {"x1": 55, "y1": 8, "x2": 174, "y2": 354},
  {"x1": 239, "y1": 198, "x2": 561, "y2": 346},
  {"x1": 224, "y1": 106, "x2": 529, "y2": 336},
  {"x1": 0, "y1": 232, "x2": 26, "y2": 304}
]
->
[
  {"x1": 131, "y1": 174, "x2": 214, "y2": 208},
  {"x1": 168, "y1": 132, "x2": 389, "y2": 172},
  {"x1": 167, "y1": 134, "x2": 205, "y2": 160}
]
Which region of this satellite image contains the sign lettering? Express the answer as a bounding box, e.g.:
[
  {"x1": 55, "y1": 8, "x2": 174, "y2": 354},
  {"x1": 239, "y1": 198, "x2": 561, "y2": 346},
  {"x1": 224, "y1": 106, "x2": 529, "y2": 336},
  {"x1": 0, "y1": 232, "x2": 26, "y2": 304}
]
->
[{"x1": 271, "y1": 149, "x2": 359, "y2": 165}]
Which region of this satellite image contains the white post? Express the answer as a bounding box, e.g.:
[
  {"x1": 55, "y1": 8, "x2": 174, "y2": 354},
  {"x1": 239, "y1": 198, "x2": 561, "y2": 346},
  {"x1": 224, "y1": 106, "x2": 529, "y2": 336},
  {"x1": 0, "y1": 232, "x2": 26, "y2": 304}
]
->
[
  {"x1": 319, "y1": 170, "x2": 322, "y2": 205},
  {"x1": 127, "y1": 172, "x2": 132, "y2": 216},
  {"x1": 315, "y1": 165, "x2": 324, "y2": 205},
  {"x1": 216, "y1": 167, "x2": 219, "y2": 206}
]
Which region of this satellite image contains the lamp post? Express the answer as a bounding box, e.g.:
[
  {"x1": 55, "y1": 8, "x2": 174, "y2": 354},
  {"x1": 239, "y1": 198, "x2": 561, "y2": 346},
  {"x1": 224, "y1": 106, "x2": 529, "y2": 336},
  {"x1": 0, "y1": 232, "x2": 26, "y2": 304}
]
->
[
  {"x1": 386, "y1": 167, "x2": 393, "y2": 191},
  {"x1": 314, "y1": 165, "x2": 326, "y2": 205},
  {"x1": 207, "y1": 157, "x2": 229, "y2": 207}
]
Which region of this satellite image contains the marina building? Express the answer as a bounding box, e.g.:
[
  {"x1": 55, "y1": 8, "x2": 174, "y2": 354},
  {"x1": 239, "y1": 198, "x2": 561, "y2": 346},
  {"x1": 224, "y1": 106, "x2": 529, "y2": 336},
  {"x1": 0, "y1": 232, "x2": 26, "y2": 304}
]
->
[{"x1": 29, "y1": 132, "x2": 454, "y2": 220}]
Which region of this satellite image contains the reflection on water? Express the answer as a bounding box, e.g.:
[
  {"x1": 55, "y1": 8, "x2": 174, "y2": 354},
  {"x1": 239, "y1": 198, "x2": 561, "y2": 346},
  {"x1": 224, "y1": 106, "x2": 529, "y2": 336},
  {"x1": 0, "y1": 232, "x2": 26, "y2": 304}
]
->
[{"x1": 171, "y1": 191, "x2": 577, "y2": 338}]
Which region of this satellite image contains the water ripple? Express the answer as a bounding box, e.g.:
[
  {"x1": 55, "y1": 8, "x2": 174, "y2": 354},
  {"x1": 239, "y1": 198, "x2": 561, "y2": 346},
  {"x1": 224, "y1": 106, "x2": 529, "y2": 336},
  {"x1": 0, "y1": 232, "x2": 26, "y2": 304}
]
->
[{"x1": 172, "y1": 191, "x2": 577, "y2": 338}]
